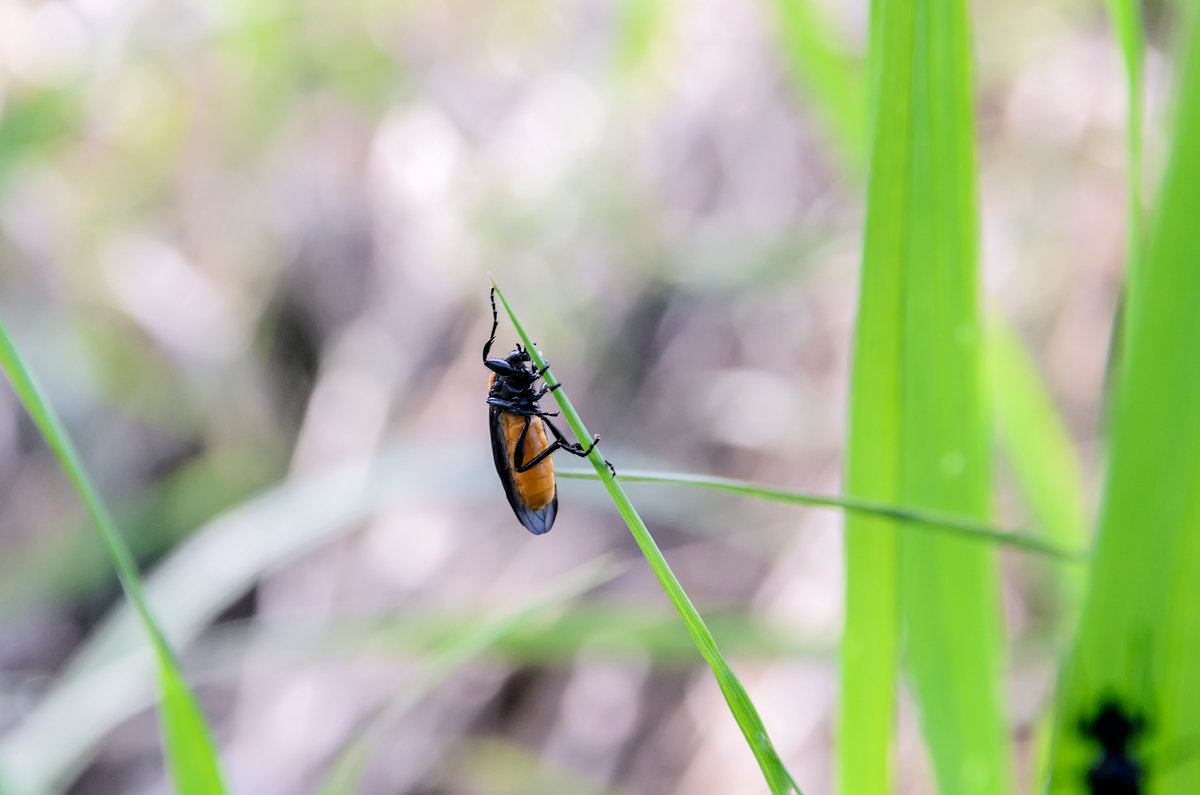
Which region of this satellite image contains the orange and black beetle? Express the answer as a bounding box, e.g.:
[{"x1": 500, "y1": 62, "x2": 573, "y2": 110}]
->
[{"x1": 483, "y1": 288, "x2": 609, "y2": 534}]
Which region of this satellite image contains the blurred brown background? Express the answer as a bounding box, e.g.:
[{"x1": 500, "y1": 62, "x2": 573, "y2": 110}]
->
[{"x1": 0, "y1": 0, "x2": 1153, "y2": 792}]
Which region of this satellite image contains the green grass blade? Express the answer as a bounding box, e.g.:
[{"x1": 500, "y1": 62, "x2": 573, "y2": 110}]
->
[
  {"x1": 0, "y1": 319, "x2": 226, "y2": 795},
  {"x1": 763, "y1": 0, "x2": 866, "y2": 171},
  {"x1": 559, "y1": 469, "x2": 1084, "y2": 560},
  {"x1": 490, "y1": 279, "x2": 800, "y2": 795},
  {"x1": 1095, "y1": 0, "x2": 1145, "y2": 449},
  {"x1": 894, "y1": 0, "x2": 1007, "y2": 791},
  {"x1": 1104, "y1": 0, "x2": 1145, "y2": 297},
  {"x1": 837, "y1": 0, "x2": 914, "y2": 788},
  {"x1": 317, "y1": 558, "x2": 624, "y2": 794},
  {"x1": 0, "y1": 445, "x2": 479, "y2": 791},
  {"x1": 843, "y1": 0, "x2": 1008, "y2": 790},
  {"x1": 987, "y1": 318, "x2": 1088, "y2": 792},
  {"x1": 1048, "y1": 7, "x2": 1200, "y2": 793},
  {"x1": 987, "y1": 320, "x2": 1089, "y2": 615}
]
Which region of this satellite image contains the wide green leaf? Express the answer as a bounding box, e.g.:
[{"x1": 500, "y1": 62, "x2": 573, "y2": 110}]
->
[
  {"x1": 1047, "y1": 7, "x2": 1200, "y2": 792},
  {"x1": 895, "y1": 2, "x2": 1006, "y2": 792},
  {"x1": 843, "y1": 0, "x2": 1008, "y2": 791}
]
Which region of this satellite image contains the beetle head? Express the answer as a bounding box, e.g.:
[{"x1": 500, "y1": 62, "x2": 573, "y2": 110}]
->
[{"x1": 505, "y1": 346, "x2": 532, "y2": 370}]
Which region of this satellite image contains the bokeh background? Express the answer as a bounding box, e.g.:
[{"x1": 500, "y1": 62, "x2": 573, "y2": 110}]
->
[{"x1": 0, "y1": 0, "x2": 1160, "y2": 792}]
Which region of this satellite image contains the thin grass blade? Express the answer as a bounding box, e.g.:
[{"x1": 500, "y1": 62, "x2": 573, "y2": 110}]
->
[
  {"x1": 763, "y1": 0, "x2": 865, "y2": 170},
  {"x1": 987, "y1": 320, "x2": 1089, "y2": 616},
  {"x1": 559, "y1": 469, "x2": 1084, "y2": 559},
  {"x1": 490, "y1": 279, "x2": 800, "y2": 795},
  {"x1": 836, "y1": 0, "x2": 913, "y2": 786},
  {"x1": 0, "y1": 319, "x2": 226, "y2": 795},
  {"x1": 1104, "y1": 0, "x2": 1145, "y2": 298}
]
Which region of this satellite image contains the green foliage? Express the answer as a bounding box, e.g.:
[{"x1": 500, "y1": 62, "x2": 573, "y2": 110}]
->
[
  {"x1": 0, "y1": 321, "x2": 227, "y2": 795},
  {"x1": 491, "y1": 280, "x2": 800, "y2": 795},
  {"x1": 764, "y1": 0, "x2": 865, "y2": 170},
  {"x1": 1105, "y1": 0, "x2": 1146, "y2": 295},
  {"x1": 843, "y1": 1, "x2": 1007, "y2": 793},
  {"x1": 1048, "y1": 6, "x2": 1200, "y2": 792},
  {"x1": 560, "y1": 468, "x2": 1083, "y2": 559},
  {"x1": 988, "y1": 320, "x2": 1088, "y2": 625}
]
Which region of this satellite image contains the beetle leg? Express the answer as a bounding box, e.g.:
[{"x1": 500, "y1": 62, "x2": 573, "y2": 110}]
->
[
  {"x1": 540, "y1": 416, "x2": 616, "y2": 477},
  {"x1": 513, "y1": 414, "x2": 533, "y2": 469},
  {"x1": 488, "y1": 397, "x2": 539, "y2": 414},
  {"x1": 486, "y1": 359, "x2": 528, "y2": 378},
  {"x1": 540, "y1": 415, "x2": 594, "y2": 454},
  {"x1": 512, "y1": 432, "x2": 567, "y2": 472}
]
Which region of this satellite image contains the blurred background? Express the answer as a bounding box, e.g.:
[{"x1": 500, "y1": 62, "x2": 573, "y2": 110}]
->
[{"x1": 0, "y1": 0, "x2": 1160, "y2": 792}]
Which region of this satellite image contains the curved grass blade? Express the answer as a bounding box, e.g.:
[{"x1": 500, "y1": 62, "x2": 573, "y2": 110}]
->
[
  {"x1": 0, "y1": 319, "x2": 226, "y2": 795},
  {"x1": 1096, "y1": 0, "x2": 1145, "y2": 451},
  {"x1": 490, "y1": 278, "x2": 800, "y2": 795},
  {"x1": 763, "y1": 0, "x2": 866, "y2": 171},
  {"x1": 1104, "y1": 0, "x2": 1145, "y2": 296},
  {"x1": 558, "y1": 468, "x2": 1084, "y2": 560},
  {"x1": 987, "y1": 320, "x2": 1089, "y2": 606},
  {"x1": 0, "y1": 445, "x2": 479, "y2": 791},
  {"x1": 1048, "y1": 8, "x2": 1200, "y2": 793}
]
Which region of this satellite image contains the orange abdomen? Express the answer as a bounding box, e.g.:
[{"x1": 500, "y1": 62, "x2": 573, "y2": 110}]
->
[{"x1": 500, "y1": 412, "x2": 556, "y2": 510}]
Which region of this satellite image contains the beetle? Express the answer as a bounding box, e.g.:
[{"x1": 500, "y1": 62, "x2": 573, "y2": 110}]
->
[
  {"x1": 483, "y1": 287, "x2": 611, "y2": 534},
  {"x1": 1079, "y1": 698, "x2": 1146, "y2": 795}
]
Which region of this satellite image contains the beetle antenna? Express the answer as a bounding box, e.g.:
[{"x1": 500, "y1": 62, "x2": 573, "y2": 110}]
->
[{"x1": 483, "y1": 287, "x2": 500, "y2": 361}]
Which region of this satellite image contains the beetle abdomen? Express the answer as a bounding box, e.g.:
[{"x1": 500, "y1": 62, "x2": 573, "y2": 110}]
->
[{"x1": 500, "y1": 412, "x2": 556, "y2": 510}]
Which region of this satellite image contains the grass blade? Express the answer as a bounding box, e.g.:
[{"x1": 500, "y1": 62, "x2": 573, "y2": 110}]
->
[
  {"x1": 559, "y1": 468, "x2": 1084, "y2": 560},
  {"x1": 894, "y1": 1, "x2": 1007, "y2": 791},
  {"x1": 843, "y1": 0, "x2": 1008, "y2": 791},
  {"x1": 0, "y1": 319, "x2": 226, "y2": 795},
  {"x1": 1104, "y1": 0, "x2": 1145, "y2": 297},
  {"x1": 836, "y1": 0, "x2": 912, "y2": 786},
  {"x1": 987, "y1": 320, "x2": 1089, "y2": 617},
  {"x1": 1047, "y1": 7, "x2": 1200, "y2": 792},
  {"x1": 763, "y1": 0, "x2": 866, "y2": 171},
  {"x1": 489, "y1": 279, "x2": 800, "y2": 795}
]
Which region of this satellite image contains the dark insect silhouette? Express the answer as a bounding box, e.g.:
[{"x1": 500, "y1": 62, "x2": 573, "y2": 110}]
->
[{"x1": 1079, "y1": 699, "x2": 1146, "y2": 795}]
